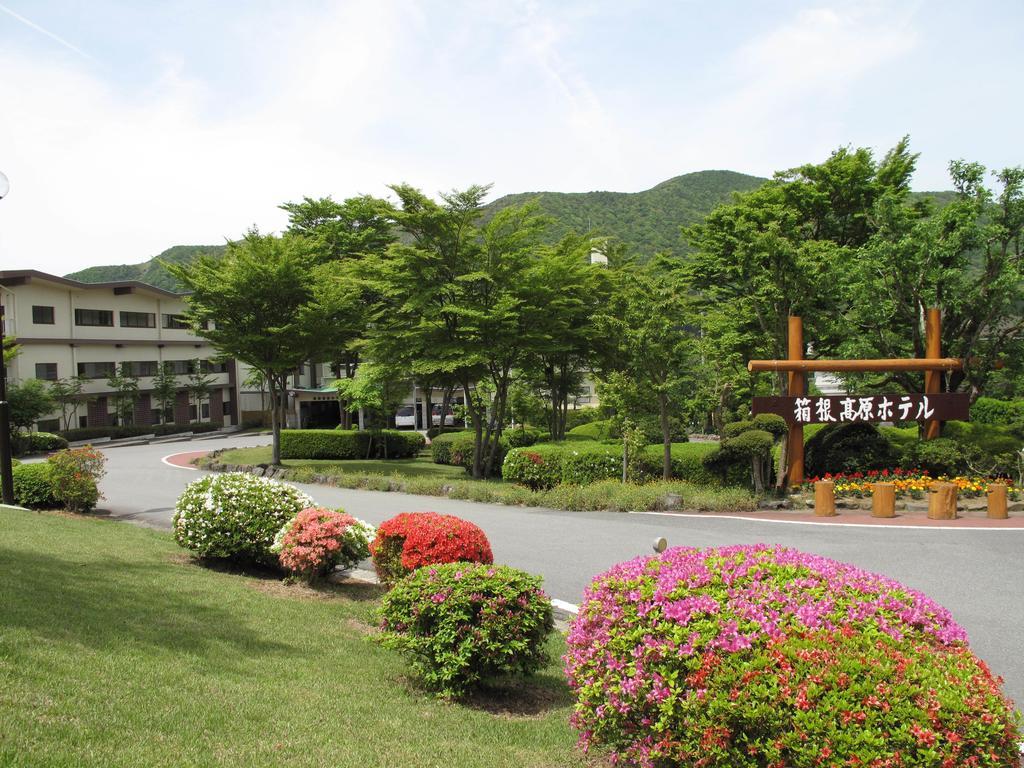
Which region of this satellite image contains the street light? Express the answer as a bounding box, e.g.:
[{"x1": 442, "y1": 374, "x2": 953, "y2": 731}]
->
[{"x1": 0, "y1": 170, "x2": 14, "y2": 504}]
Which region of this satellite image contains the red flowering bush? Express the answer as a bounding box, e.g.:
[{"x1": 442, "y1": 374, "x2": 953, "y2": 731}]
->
[
  {"x1": 272, "y1": 507, "x2": 375, "y2": 582},
  {"x1": 369, "y1": 512, "x2": 493, "y2": 584},
  {"x1": 377, "y1": 562, "x2": 553, "y2": 696},
  {"x1": 46, "y1": 446, "x2": 106, "y2": 512},
  {"x1": 565, "y1": 544, "x2": 1021, "y2": 767}
]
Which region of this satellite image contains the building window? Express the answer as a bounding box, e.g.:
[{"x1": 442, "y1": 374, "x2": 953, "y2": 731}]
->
[
  {"x1": 37, "y1": 418, "x2": 60, "y2": 432},
  {"x1": 199, "y1": 359, "x2": 227, "y2": 374},
  {"x1": 167, "y1": 360, "x2": 193, "y2": 375},
  {"x1": 74, "y1": 308, "x2": 114, "y2": 327},
  {"x1": 34, "y1": 362, "x2": 58, "y2": 381},
  {"x1": 222, "y1": 398, "x2": 232, "y2": 416},
  {"x1": 189, "y1": 405, "x2": 198, "y2": 421},
  {"x1": 77, "y1": 361, "x2": 116, "y2": 379},
  {"x1": 126, "y1": 360, "x2": 158, "y2": 377},
  {"x1": 201, "y1": 403, "x2": 210, "y2": 419},
  {"x1": 162, "y1": 313, "x2": 189, "y2": 330},
  {"x1": 120, "y1": 311, "x2": 156, "y2": 328},
  {"x1": 32, "y1": 305, "x2": 55, "y2": 324},
  {"x1": 78, "y1": 415, "x2": 88, "y2": 428}
]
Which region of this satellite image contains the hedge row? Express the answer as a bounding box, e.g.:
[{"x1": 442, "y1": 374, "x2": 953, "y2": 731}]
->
[
  {"x1": 13, "y1": 431, "x2": 69, "y2": 456},
  {"x1": 970, "y1": 396, "x2": 1024, "y2": 426},
  {"x1": 59, "y1": 422, "x2": 220, "y2": 441},
  {"x1": 503, "y1": 442, "x2": 743, "y2": 489},
  {"x1": 430, "y1": 428, "x2": 547, "y2": 474},
  {"x1": 280, "y1": 429, "x2": 425, "y2": 460}
]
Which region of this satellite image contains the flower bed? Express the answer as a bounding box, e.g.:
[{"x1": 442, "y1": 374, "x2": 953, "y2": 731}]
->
[
  {"x1": 803, "y1": 468, "x2": 1020, "y2": 500},
  {"x1": 369, "y1": 512, "x2": 493, "y2": 584},
  {"x1": 565, "y1": 544, "x2": 1020, "y2": 766}
]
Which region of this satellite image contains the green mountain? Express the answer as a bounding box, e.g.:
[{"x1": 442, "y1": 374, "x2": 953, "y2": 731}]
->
[
  {"x1": 63, "y1": 172, "x2": 956, "y2": 291},
  {"x1": 66, "y1": 244, "x2": 227, "y2": 292}
]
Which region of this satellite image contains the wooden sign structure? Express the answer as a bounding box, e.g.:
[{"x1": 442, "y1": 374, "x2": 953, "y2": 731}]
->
[{"x1": 748, "y1": 308, "x2": 963, "y2": 487}]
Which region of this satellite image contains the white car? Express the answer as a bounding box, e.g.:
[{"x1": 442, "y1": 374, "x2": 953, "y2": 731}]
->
[
  {"x1": 432, "y1": 405, "x2": 455, "y2": 426},
  {"x1": 394, "y1": 405, "x2": 416, "y2": 429}
]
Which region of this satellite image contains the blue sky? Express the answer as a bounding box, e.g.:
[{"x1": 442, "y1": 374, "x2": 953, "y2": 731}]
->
[{"x1": 0, "y1": 0, "x2": 1021, "y2": 273}]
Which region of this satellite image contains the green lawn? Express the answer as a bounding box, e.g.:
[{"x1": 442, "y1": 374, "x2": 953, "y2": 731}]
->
[
  {"x1": 219, "y1": 446, "x2": 468, "y2": 480},
  {"x1": 0, "y1": 508, "x2": 587, "y2": 768}
]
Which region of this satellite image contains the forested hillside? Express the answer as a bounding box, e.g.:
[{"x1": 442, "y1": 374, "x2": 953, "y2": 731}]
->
[{"x1": 64, "y1": 171, "x2": 954, "y2": 292}]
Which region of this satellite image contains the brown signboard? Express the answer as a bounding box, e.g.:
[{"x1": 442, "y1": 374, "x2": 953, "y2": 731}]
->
[{"x1": 752, "y1": 393, "x2": 970, "y2": 425}]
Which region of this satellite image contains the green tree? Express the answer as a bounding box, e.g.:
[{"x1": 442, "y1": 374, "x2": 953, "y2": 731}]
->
[
  {"x1": 367, "y1": 186, "x2": 552, "y2": 478},
  {"x1": 598, "y1": 258, "x2": 699, "y2": 480},
  {"x1": 838, "y1": 160, "x2": 1024, "y2": 400},
  {"x1": 106, "y1": 364, "x2": 139, "y2": 426},
  {"x1": 48, "y1": 376, "x2": 86, "y2": 432},
  {"x1": 187, "y1": 361, "x2": 215, "y2": 423},
  {"x1": 8, "y1": 379, "x2": 55, "y2": 436},
  {"x1": 152, "y1": 362, "x2": 179, "y2": 424},
  {"x1": 331, "y1": 362, "x2": 410, "y2": 457},
  {"x1": 280, "y1": 195, "x2": 395, "y2": 262},
  {"x1": 166, "y1": 229, "x2": 344, "y2": 463}
]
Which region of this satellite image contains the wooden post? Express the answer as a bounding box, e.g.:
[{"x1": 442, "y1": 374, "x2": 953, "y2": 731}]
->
[
  {"x1": 987, "y1": 483, "x2": 1008, "y2": 520},
  {"x1": 927, "y1": 481, "x2": 957, "y2": 520},
  {"x1": 785, "y1": 316, "x2": 804, "y2": 487},
  {"x1": 871, "y1": 482, "x2": 896, "y2": 518},
  {"x1": 813, "y1": 480, "x2": 836, "y2": 516},
  {"x1": 924, "y1": 307, "x2": 941, "y2": 440}
]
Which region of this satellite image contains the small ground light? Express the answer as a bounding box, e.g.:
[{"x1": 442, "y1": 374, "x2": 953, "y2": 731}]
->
[{"x1": 652, "y1": 537, "x2": 667, "y2": 553}]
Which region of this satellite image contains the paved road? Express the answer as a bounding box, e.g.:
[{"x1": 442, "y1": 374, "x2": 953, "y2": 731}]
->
[{"x1": 97, "y1": 434, "x2": 1024, "y2": 710}]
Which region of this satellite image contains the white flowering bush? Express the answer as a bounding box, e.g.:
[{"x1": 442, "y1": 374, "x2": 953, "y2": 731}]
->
[{"x1": 173, "y1": 473, "x2": 315, "y2": 564}]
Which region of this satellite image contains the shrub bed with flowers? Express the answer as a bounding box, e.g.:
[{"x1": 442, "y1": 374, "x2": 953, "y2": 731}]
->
[
  {"x1": 173, "y1": 472, "x2": 314, "y2": 564},
  {"x1": 377, "y1": 562, "x2": 554, "y2": 697},
  {"x1": 564, "y1": 544, "x2": 1021, "y2": 767},
  {"x1": 802, "y1": 469, "x2": 1020, "y2": 500},
  {"x1": 271, "y1": 507, "x2": 375, "y2": 582},
  {"x1": 369, "y1": 511, "x2": 493, "y2": 584}
]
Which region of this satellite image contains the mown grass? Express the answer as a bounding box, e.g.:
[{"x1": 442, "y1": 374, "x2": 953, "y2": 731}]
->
[
  {"x1": 0, "y1": 508, "x2": 590, "y2": 768},
  {"x1": 209, "y1": 447, "x2": 757, "y2": 513}
]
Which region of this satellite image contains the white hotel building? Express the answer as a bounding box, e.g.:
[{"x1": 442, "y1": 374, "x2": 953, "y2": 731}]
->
[{"x1": 0, "y1": 270, "x2": 237, "y2": 431}]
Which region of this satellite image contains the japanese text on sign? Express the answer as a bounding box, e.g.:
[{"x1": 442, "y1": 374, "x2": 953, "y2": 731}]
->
[{"x1": 751, "y1": 393, "x2": 970, "y2": 425}]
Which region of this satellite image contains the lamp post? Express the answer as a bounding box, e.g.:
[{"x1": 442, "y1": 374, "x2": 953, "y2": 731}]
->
[{"x1": 0, "y1": 170, "x2": 14, "y2": 504}]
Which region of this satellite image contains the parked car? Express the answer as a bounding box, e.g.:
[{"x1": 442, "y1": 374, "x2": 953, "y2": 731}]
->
[
  {"x1": 395, "y1": 405, "x2": 416, "y2": 429},
  {"x1": 432, "y1": 405, "x2": 455, "y2": 427}
]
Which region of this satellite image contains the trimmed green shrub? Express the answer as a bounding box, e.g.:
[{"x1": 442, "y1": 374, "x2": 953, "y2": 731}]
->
[
  {"x1": 804, "y1": 422, "x2": 900, "y2": 476},
  {"x1": 751, "y1": 412, "x2": 788, "y2": 438},
  {"x1": 59, "y1": 423, "x2": 218, "y2": 441},
  {"x1": 425, "y1": 426, "x2": 463, "y2": 440},
  {"x1": 430, "y1": 431, "x2": 509, "y2": 475},
  {"x1": 504, "y1": 426, "x2": 549, "y2": 448},
  {"x1": 378, "y1": 562, "x2": 554, "y2": 697},
  {"x1": 564, "y1": 406, "x2": 604, "y2": 432},
  {"x1": 47, "y1": 446, "x2": 105, "y2": 512},
  {"x1": 280, "y1": 429, "x2": 424, "y2": 460},
  {"x1": 970, "y1": 396, "x2": 1024, "y2": 426},
  {"x1": 902, "y1": 437, "x2": 972, "y2": 476},
  {"x1": 566, "y1": 419, "x2": 617, "y2": 442},
  {"x1": 12, "y1": 462, "x2": 60, "y2": 509},
  {"x1": 721, "y1": 420, "x2": 754, "y2": 439},
  {"x1": 504, "y1": 442, "x2": 739, "y2": 489},
  {"x1": 20, "y1": 432, "x2": 69, "y2": 454},
  {"x1": 879, "y1": 424, "x2": 918, "y2": 459},
  {"x1": 173, "y1": 473, "x2": 314, "y2": 564}
]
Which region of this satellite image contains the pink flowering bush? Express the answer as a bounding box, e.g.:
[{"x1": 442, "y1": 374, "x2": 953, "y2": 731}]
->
[
  {"x1": 377, "y1": 562, "x2": 553, "y2": 697},
  {"x1": 565, "y1": 544, "x2": 1021, "y2": 767},
  {"x1": 271, "y1": 507, "x2": 375, "y2": 582}
]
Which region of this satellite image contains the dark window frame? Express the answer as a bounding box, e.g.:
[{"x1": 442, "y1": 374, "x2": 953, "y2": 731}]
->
[
  {"x1": 32, "y1": 305, "x2": 55, "y2": 324},
  {"x1": 34, "y1": 362, "x2": 59, "y2": 381},
  {"x1": 74, "y1": 308, "x2": 114, "y2": 327},
  {"x1": 119, "y1": 311, "x2": 156, "y2": 329},
  {"x1": 162, "y1": 313, "x2": 189, "y2": 330},
  {"x1": 76, "y1": 361, "x2": 116, "y2": 379}
]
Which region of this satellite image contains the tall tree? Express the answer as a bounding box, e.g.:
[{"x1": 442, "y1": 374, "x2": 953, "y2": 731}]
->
[
  {"x1": 838, "y1": 160, "x2": 1024, "y2": 400},
  {"x1": 48, "y1": 376, "x2": 86, "y2": 432},
  {"x1": 167, "y1": 230, "x2": 343, "y2": 463},
  {"x1": 366, "y1": 185, "x2": 552, "y2": 478},
  {"x1": 152, "y1": 362, "x2": 179, "y2": 424},
  {"x1": 187, "y1": 361, "x2": 215, "y2": 422},
  {"x1": 597, "y1": 257, "x2": 699, "y2": 480},
  {"x1": 105, "y1": 364, "x2": 139, "y2": 426}
]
